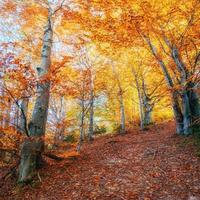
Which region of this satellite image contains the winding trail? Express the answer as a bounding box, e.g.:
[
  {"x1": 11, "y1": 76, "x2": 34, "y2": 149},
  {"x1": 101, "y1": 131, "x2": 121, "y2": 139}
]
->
[{"x1": 1, "y1": 121, "x2": 200, "y2": 200}]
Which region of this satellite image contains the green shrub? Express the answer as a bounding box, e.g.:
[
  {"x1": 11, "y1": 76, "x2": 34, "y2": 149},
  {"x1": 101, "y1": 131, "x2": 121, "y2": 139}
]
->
[
  {"x1": 63, "y1": 134, "x2": 76, "y2": 143},
  {"x1": 112, "y1": 123, "x2": 121, "y2": 133},
  {"x1": 94, "y1": 125, "x2": 107, "y2": 135}
]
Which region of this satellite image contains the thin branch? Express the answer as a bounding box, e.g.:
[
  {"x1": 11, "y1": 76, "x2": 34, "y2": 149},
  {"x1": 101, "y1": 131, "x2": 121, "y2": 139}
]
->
[
  {"x1": 52, "y1": 0, "x2": 66, "y2": 16},
  {"x1": 3, "y1": 85, "x2": 30, "y2": 137}
]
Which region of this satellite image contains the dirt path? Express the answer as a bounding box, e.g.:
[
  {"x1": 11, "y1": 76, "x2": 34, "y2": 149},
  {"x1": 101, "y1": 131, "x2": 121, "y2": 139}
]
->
[{"x1": 1, "y1": 122, "x2": 200, "y2": 200}]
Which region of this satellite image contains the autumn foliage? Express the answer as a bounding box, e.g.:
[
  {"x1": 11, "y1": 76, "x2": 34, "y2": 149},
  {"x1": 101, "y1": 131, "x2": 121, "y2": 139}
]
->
[{"x1": 0, "y1": 0, "x2": 200, "y2": 199}]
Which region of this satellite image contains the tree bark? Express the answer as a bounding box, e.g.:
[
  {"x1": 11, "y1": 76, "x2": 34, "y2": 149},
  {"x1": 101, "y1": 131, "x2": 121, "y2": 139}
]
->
[
  {"x1": 145, "y1": 36, "x2": 184, "y2": 134},
  {"x1": 88, "y1": 72, "x2": 94, "y2": 141},
  {"x1": 143, "y1": 94, "x2": 152, "y2": 126},
  {"x1": 181, "y1": 92, "x2": 192, "y2": 135},
  {"x1": 141, "y1": 79, "x2": 153, "y2": 127},
  {"x1": 171, "y1": 91, "x2": 184, "y2": 134},
  {"x1": 0, "y1": 64, "x2": 5, "y2": 127},
  {"x1": 171, "y1": 45, "x2": 200, "y2": 134},
  {"x1": 171, "y1": 46, "x2": 192, "y2": 135},
  {"x1": 18, "y1": 11, "x2": 53, "y2": 183},
  {"x1": 19, "y1": 98, "x2": 29, "y2": 134},
  {"x1": 131, "y1": 67, "x2": 144, "y2": 130},
  {"x1": 119, "y1": 89, "x2": 125, "y2": 134},
  {"x1": 111, "y1": 63, "x2": 126, "y2": 134},
  {"x1": 53, "y1": 96, "x2": 66, "y2": 147},
  {"x1": 188, "y1": 87, "x2": 200, "y2": 133},
  {"x1": 77, "y1": 98, "x2": 85, "y2": 152}
]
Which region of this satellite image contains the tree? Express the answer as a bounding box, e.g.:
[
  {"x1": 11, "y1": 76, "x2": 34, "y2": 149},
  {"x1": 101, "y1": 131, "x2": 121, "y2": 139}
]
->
[
  {"x1": 48, "y1": 95, "x2": 66, "y2": 147},
  {"x1": 73, "y1": 0, "x2": 200, "y2": 135},
  {"x1": 17, "y1": 0, "x2": 67, "y2": 183},
  {"x1": 111, "y1": 62, "x2": 126, "y2": 134}
]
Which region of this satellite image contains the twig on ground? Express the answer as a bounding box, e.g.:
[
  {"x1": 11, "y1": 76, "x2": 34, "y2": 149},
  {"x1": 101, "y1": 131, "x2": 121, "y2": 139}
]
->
[
  {"x1": 37, "y1": 172, "x2": 42, "y2": 182},
  {"x1": 44, "y1": 153, "x2": 64, "y2": 161}
]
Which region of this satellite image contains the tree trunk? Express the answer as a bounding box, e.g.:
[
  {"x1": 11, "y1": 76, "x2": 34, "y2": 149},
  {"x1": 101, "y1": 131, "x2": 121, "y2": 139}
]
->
[
  {"x1": 88, "y1": 93, "x2": 94, "y2": 141},
  {"x1": 142, "y1": 81, "x2": 153, "y2": 127},
  {"x1": 53, "y1": 96, "x2": 66, "y2": 147},
  {"x1": 119, "y1": 90, "x2": 126, "y2": 134},
  {"x1": 54, "y1": 126, "x2": 65, "y2": 147},
  {"x1": 18, "y1": 138, "x2": 44, "y2": 183},
  {"x1": 171, "y1": 45, "x2": 200, "y2": 135},
  {"x1": 137, "y1": 91, "x2": 144, "y2": 129},
  {"x1": 145, "y1": 37, "x2": 184, "y2": 134},
  {"x1": 143, "y1": 97, "x2": 152, "y2": 126},
  {"x1": 189, "y1": 88, "x2": 200, "y2": 133},
  {"x1": 144, "y1": 110, "x2": 152, "y2": 125},
  {"x1": 14, "y1": 103, "x2": 19, "y2": 129},
  {"x1": 18, "y1": 12, "x2": 53, "y2": 183},
  {"x1": 77, "y1": 99, "x2": 85, "y2": 152},
  {"x1": 19, "y1": 98, "x2": 29, "y2": 134},
  {"x1": 88, "y1": 74, "x2": 94, "y2": 141},
  {"x1": 182, "y1": 92, "x2": 192, "y2": 135},
  {"x1": 111, "y1": 62, "x2": 126, "y2": 134},
  {"x1": 0, "y1": 64, "x2": 5, "y2": 127},
  {"x1": 171, "y1": 91, "x2": 184, "y2": 134},
  {"x1": 131, "y1": 67, "x2": 144, "y2": 130}
]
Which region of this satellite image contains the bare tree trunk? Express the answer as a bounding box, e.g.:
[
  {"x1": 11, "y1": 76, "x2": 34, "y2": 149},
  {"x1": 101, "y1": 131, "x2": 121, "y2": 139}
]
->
[
  {"x1": 143, "y1": 95, "x2": 152, "y2": 126},
  {"x1": 77, "y1": 99, "x2": 85, "y2": 152},
  {"x1": 18, "y1": 11, "x2": 53, "y2": 183},
  {"x1": 171, "y1": 46, "x2": 192, "y2": 135},
  {"x1": 172, "y1": 46, "x2": 200, "y2": 134},
  {"x1": 170, "y1": 91, "x2": 183, "y2": 134},
  {"x1": 138, "y1": 94, "x2": 144, "y2": 129},
  {"x1": 88, "y1": 90, "x2": 94, "y2": 141},
  {"x1": 141, "y1": 79, "x2": 153, "y2": 127},
  {"x1": 111, "y1": 63, "x2": 126, "y2": 134},
  {"x1": 189, "y1": 87, "x2": 200, "y2": 132},
  {"x1": 131, "y1": 67, "x2": 144, "y2": 130},
  {"x1": 181, "y1": 92, "x2": 192, "y2": 135},
  {"x1": 88, "y1": 70, "x2": 94, "y2": 141},
  {"x1": 0, "y1": 64, "x2": 5, "y2": 127},
  {"x1": 54, "y1": 126, "x2": 65, "y2": 147},
  {"x1": 145, "y1": 36, "x2": 184, "y2": 134},
  {"x1": 53, "y1": 96, "x2": 66, "y2": 147},
  {"x1": 119, "y1": 91, "x2": 125, "y2": 134},
  {"x1": 19, "y1": 98, "x2": 29, "y2": 134},
  {"x1": 14, "y1": 103, "x2": 19, "y2": 129}
]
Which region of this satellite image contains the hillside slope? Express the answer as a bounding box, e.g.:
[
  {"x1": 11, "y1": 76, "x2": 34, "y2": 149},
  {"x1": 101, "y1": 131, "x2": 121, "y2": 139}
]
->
[{"x1": 1, "y1": 121, "x2": 200, "y2": 200}]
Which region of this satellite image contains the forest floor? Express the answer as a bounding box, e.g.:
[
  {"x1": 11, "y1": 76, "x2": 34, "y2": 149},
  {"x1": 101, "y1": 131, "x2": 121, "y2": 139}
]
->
[{"x1": 1, "y1": 121, "x2": 200, "y2": 200}]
